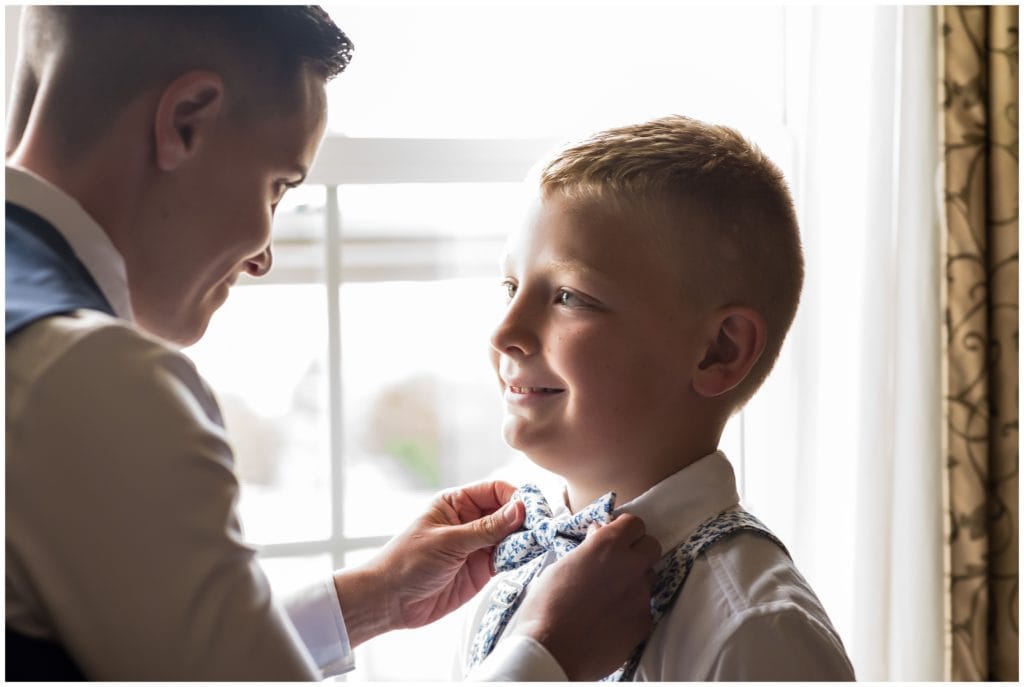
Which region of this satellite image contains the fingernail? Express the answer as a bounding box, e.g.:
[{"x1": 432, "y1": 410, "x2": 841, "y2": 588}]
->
[{"x1": 504, "y1": 502, "x2": 519, "y2": 523}]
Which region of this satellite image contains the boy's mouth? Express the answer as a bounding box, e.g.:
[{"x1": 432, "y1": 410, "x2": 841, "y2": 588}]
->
[{"x1": 508, "y1": 386, "x2": 564, "y2": 394}]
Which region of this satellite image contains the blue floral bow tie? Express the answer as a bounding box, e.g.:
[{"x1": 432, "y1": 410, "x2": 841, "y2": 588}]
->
[{"x1": 492, "y1": 484, "x2": 617, "y2": 573}]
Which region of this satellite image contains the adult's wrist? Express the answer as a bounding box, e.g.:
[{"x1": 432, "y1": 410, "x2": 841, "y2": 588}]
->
[
  {"x1": 510, "y1": 619, "x2": 579, "y2": 679},
  {"x1": 469, "y1": 633, "x2": 569, "y2": 681},
  {"x1": 331, "y1": 564, "x2": 397, "y2": 648}
]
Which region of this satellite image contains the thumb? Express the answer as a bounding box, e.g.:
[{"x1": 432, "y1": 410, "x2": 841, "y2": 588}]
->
[{"x1": 448, "y1": 499, "x2": 524, "y2": 554}]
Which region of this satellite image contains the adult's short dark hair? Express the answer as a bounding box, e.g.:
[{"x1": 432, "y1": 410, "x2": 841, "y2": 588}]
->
[{"x1": 18, "y1": 5, "x2": 353, "y2": 153}]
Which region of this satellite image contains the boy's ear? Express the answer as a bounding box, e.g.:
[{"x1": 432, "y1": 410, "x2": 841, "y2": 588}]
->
[
  {"x1": 692, "y1": 306, "x2": 767, "y2": 398},
  {"x1": 153, "y1": 70, "x2": 224, "y2": 171}
]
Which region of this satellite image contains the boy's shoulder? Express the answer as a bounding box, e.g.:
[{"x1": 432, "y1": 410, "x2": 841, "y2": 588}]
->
[
  {"x1": 693, "y1": 527, "x2": 816, "y2": 613},
  {"x1": 647, "y1": 530, "x2": 855, "y2": 680}
]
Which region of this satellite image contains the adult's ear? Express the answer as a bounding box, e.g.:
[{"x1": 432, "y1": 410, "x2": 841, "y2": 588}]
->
[
  {"x1": 692, "y1": 306, "x2": 767, "y2": 398},
  {"x1": 153, "y1": 70, "x2": 224, "y2": 171}
]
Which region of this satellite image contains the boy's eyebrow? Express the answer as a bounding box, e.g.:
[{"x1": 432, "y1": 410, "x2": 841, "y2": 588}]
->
[
  {"x1": 547, "y1": 258, "x2": 606, "y2": 280},
  {"x1": 499, "y1": 255, "x2": 609, "y2": 281}
]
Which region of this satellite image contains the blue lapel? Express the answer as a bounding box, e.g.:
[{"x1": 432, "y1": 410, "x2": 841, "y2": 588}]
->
[{"x1": 6, "y1": 202, "x2": 117, "y2": 338}]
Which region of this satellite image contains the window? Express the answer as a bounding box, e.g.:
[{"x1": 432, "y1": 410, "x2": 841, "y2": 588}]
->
[{"x1": 182, "y1": 4, "x2": 802, "y2": 680}]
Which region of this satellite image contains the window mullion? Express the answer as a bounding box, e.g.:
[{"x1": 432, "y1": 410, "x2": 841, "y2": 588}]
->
[
  {"x1": 256, "y1": 535, "x2": 391, "y2": 559},
  {"x1": 325, "y1": 184, "x2": 347, "y2": 568}
]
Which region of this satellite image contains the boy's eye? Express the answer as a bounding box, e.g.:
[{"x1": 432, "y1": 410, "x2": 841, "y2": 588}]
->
[
  {"x1": 502, "y1": 280, "x2": 517, "y2": 301},
  {"x1": 556, "y1": 289, "x2": 585, "y2": 307}
]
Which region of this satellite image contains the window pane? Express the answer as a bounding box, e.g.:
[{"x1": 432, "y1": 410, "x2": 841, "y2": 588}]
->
[
  {"x1": 334, "y1": 183, "x2": 520, "y2": 283},
  {"x1": 259, "y1": 554, "x2": 334, "y2": 599},
  {"x1": 184, "y1": 284, "x2": 332, "y2": 545},
  {"x1": 338, "y1": 183, "x2": 526, "y2": 240},
  {"x1": 339, "y1": 278, "x2": 518, "y2": 538},
  {"x1": 324, "y1": 5, "x2": 785, "y2": 139}
]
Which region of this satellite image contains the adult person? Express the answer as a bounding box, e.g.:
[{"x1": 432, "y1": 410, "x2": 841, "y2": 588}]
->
[{"x1": 5, "y1": 6, "x2": 660, "y2": 681}]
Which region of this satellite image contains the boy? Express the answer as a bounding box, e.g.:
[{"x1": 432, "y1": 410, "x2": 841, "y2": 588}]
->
[{"x1": 459, "y1": 115, "x2": 856, "y2": 680}]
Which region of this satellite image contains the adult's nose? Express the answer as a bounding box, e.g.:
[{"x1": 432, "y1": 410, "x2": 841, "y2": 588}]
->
[{"x1": 245, "y1": 245, "x2": 273, "y2": 277}]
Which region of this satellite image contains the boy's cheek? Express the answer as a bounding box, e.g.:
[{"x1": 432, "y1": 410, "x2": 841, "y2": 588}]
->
[{"x1": 488, "y1": 350, "x2": 503, "y2": 385}]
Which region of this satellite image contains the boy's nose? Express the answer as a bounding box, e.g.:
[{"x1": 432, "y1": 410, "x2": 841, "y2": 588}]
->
[
  {"x1": 244, "y1": 245, "x2": 273, "y2": 278},
  {"x1": 490, "y1": 300, "x2": 539, "y2": 358}
]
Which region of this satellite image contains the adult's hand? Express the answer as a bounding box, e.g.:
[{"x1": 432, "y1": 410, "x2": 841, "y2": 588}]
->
[
  {"x1": 332, "y1": 480, "x2": 525, "y2": 647},
  {"x1": 509, "y1": 514, "x2": 661, "y2": 680}
]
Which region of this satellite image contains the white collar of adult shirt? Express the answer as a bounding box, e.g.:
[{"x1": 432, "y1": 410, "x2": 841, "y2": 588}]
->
[
  {"x1": 555, "y1": 450, "x2": 742, "y2": 554},
  {"x1": 6, "y1": 164, "x2": 134, "y2": 322}
]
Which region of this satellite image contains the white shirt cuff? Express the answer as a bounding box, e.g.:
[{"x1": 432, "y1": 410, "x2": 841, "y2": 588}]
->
[
  {"x1": 282, "y1": 578, "x2": 355, "y2": 677},
  {"x1": 466, "y1": 635, "x2": 568, "y2": 681}
]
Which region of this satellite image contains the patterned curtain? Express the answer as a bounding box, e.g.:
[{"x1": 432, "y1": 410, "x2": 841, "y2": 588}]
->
[{"x1": 940, "y1": 5, "x2": 1019, "y2": 682}]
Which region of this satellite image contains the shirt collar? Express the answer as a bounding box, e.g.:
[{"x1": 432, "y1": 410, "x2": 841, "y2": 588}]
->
[
  {"x1": 556, "y1": 450, "x2": 741, "y2": 553},
  {"x1": 6, "y1": 165, "x2": 134, "y2": 321},
  {"x1": 615, "y1": 451, "x2": 741, "y2": 552}
]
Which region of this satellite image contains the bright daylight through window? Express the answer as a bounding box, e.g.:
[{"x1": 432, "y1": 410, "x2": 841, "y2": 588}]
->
[{"x1": 184, "y1": 5, "x2": 793, "y2": 680}]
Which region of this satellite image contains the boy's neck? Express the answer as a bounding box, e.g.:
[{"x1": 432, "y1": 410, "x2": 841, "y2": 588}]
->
[{"x1": 563, "y1": 444, "x2": 716, "y2": 514}]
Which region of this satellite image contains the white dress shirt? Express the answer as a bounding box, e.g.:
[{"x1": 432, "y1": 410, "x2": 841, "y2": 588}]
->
[
  {"x1": 458, "y1": 451, "x2": 857, "y2": 681},
  {"x1": 6, "y1": 165, "x2": 559, "y2": 680}
]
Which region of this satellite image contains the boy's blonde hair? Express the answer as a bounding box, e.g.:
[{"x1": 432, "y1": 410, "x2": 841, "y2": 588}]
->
[{"x1": 539, "y1": 115, "x2": 803, "y2": 409}]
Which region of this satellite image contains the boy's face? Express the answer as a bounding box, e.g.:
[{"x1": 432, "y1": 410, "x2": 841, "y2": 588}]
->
[
  {"x1": 490, "y1": 193, "x2": 709, "y2": 487},
  {"x1": 130, "y1": 68, "x2": 327, "y2": 345}
]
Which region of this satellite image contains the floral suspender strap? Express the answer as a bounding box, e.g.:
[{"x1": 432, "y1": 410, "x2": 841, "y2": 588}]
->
[
  {"x1": 465, "y1": 555, "x2": 547, "y2": 671},
  {"x1": 604, "y1": 507, "x2": 789, "y2": 682}
]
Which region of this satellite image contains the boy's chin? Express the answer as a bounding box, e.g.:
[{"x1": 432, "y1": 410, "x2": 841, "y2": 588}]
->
[
  {"x1": 502, "y1": 421, "x2": 573, "y2": 473},
  {"x1": 500, "y1": 420, "x2": 528, "y2": 452},
  {"x1": 500, "y1": 415, "x2": 554, "y2": 450}
]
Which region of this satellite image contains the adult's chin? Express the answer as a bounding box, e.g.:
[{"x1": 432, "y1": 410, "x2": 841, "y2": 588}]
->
[{"x1": 134, "y1": 304, "x2": 213, "y2": 347}]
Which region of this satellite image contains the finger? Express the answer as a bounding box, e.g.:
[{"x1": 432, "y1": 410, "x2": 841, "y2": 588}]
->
[
  {"x1": 490, "y1": 480, "x2": 519, "y2": 505},
  {"x1": 445, "y1": 498, "x2": 524, "y2": 555},
  {"x1": 456, "y1": 479, "x2": 520, "y2": 515},
  {"x1": 603, "y1": 512, "x2": 648, "y2": 543},
  {"x1": 578, "y1": 514, "x2": 639, "y2": 550},
  {"x1": 645, "y1": 569, "x2": 657, "y2": 592},
  {"x1": 632, "y1": 534, "x2": 662, "y2": 564}
]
